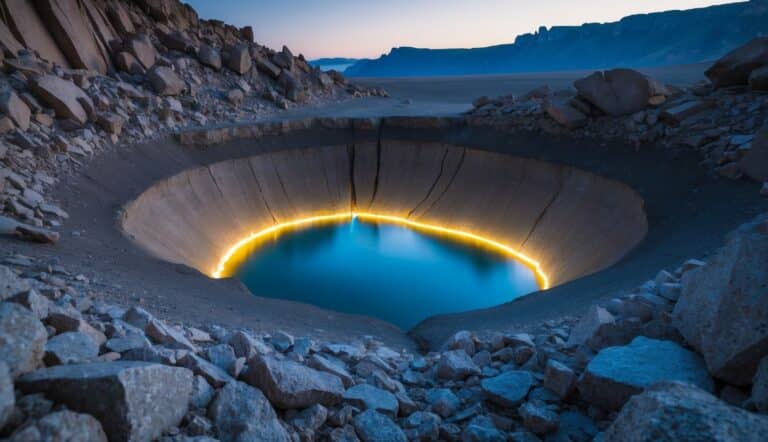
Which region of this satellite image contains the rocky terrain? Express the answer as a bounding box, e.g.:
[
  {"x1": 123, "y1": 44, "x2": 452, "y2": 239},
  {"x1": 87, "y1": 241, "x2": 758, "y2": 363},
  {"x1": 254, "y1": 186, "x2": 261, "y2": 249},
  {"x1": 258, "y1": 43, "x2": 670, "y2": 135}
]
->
[{"x1": 1, "y1": 2, "x2": 768, "y2": 442}]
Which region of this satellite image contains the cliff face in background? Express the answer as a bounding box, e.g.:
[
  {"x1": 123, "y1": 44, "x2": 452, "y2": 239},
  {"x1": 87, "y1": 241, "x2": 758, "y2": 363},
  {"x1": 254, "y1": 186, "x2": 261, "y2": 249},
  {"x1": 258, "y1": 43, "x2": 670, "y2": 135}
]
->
[{"x1": 345, "y1": 0, "x2": 768, "y2": 77}]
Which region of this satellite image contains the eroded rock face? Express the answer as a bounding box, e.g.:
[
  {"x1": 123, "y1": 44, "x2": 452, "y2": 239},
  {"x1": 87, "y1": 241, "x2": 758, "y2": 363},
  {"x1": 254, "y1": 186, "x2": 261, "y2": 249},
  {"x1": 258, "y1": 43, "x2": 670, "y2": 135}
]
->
[
  {"x1": 706, "y1": 37, "x2": 768, "y2": 88},
  {"x1": 17, "y1": 361, "x2": 193, "y2": 442},
  {"x1": 208, "y1": 381, "x2": 290, "y2": 442},
  {"x1": 35, "y1": 0, "x2": 109, "y2": 73},
  {"x1": 604, "y1": 381, "x2": 768, "y2": 442},
  {"x1": 574, "y1": 69, "x2": 666, "y2": 116},
  {"x1": 7, "y1": 410, "x2": 107, "y2": 442},
  {"x1": 578, "y1": 337, "x2": 713, "y2": 410},
  {"x1": 30, "y1": 75, "x2": 93, "y2": 125},
  {"x1": 673, "y1": 214, "x2": 768, "y2": 385},
  {"x1": 243, "y1": 355, "x2": 345, "y2": 409},
  {"x1": 0, "y1": 302, "x2": 47, "y2": 378}
]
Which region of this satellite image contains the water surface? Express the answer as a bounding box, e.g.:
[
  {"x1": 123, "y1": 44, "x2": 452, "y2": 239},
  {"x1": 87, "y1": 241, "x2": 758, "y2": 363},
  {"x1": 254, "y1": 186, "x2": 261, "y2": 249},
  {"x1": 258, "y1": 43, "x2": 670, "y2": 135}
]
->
[{"x1": 233, "y1": 218, "x2": 540, "y2": 329}]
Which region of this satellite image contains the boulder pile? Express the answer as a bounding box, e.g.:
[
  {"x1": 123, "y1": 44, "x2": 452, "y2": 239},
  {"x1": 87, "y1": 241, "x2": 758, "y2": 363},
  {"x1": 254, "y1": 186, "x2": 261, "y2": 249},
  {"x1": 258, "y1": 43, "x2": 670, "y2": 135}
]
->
[{"x1": 1, "y1": 213, "x2": 767, "y2": 440}]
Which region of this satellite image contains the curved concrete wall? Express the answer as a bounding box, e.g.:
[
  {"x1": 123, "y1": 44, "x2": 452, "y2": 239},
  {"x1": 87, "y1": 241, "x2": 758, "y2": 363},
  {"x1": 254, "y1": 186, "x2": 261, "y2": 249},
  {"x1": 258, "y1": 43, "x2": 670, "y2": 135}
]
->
[{"x1": 121, "y1": 141, "x2": 648, "y2": 288}]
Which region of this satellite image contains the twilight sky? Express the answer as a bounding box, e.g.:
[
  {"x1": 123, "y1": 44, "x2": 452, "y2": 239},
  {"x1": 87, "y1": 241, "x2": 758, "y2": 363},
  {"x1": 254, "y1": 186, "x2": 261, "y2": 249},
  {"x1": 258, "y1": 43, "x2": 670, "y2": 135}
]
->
[{"x1": 185, "y1": 0, "x2": 739, "y2": 59}]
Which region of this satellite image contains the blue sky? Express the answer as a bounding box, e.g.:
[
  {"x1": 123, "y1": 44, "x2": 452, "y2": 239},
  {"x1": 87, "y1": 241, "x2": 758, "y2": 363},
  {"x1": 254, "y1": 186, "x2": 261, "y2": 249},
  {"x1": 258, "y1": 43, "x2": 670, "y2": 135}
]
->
[{"x1": 185, "y1": 0, "x2": 739, "y2": 59}]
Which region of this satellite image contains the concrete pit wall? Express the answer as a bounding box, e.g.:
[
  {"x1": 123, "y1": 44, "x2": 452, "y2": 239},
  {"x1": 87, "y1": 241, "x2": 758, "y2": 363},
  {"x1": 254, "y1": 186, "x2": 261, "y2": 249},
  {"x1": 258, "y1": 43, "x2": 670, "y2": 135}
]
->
[{"x1": 121, "y1": 141, "x2": 648, "y2": 288}]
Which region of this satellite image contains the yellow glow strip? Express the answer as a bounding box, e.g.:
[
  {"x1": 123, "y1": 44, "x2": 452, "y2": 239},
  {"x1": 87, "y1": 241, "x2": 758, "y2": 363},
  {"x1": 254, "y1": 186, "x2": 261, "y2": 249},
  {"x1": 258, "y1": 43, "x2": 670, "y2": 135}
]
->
[{"x1": 212, "y1": 212, "x2": 549, "y2": 289}]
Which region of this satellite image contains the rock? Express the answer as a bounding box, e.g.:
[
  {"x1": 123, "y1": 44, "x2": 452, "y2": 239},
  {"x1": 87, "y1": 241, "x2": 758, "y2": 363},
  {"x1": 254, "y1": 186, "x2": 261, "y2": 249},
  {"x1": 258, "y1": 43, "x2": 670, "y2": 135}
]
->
[
  {"x1": 30, "y1": 75, "x2": 93, "y2": 125},
  {"x1": 270, "y1": 330, "x2": 294, "y2": 352},
  {"x1": 750, "y1": 65, "x2": 768, "y2": 91},
  {"x1": 279, "y1": 70, "x2": 305, "y2": 102},
  {"x1": 44, "y1": 331, "x2": 99, "y2": 365},
  {"x1": 548, "y1": 411, "x2": 598, "y2": 442},
  {"x1": 546, "y1": 100, "x2": 587, "y2": 129},
  {"x1": 7, "y1": 290, "x2": 50, "y2": 320},
  {"x1": 47, "y1": 312, "x2": 106, "y2": 346},
  {"x1": 255, "y1": 55, "x2": 281, "y2": 78},
  {"x1": 290, "y1": 403, "x2": 327, "y2": 430},
  {"x1": 0, "y1": 217, "x2": 59, "y2": 244},
  {"x1": 197, "y1": 44, "x2": 221, "y2": 70},
  {"x1": 226, "y1": 88, "x2": 244, "y2": 105},
  {"x1": 205, "y1": 343, "x2": 237, "y2": 374},
  {"x1": 272, "y1": 46, "x2": 295, "y2": 70},
  {"x1": 705, "y1": 37, "x2": 768, "y2": 88},
  {"x1": 208, "y1": 381, "x2": 290, "y2": 442},
  {"x1": 578, "y1": 337, "x2": 713, "y2": 410},
  {"x1": 177, "y1": 353, "x2": 234, "y2": 388},
  {"x1": 443, "y1": 330, "x2": 476, "y2": 355},
  {"x1": 34, "y1": 0, "x2": 108, "y2": 73},
  {"x1": 0, "y1": 302, "x2": 47, "y2": 378},
  {"x1": 436, "y1": 349, "x2": 480, "y2": 380},
  {"x1": 189, "y1": 375, "x2": 214, "y2": 409},
  {"x1": 762, "y1": 182, "x2": 768, "y2": 197},
  {"x1": 0, "y1": 362, "x2": 13, "y2": 429},
  {"x1": 425, "y1": 388, "x2": 460, "y2": 418},
  {"x1": 660, "y1": 99, "x2": 714, "y2": 125},
  {"x1": 519, "y1": 402, "x2": 559, "y2": 434},
  {"x1": 243, "y1": 355, "x2": 344, "y2": 409},
  {"x1": 604, "y1": 381, "x2": 768, "y2": 442},
  {"x1": 567, "y1": 305, "x2": 614, "y2": 348},
  {"x1": 0, "y1": 90, "x2": 31, "y2": 131},
  {"x1": 122, "y1": 307, "x2": 154, "y2": 330},
  {"x1": 739, "y1": 126, "x2": 768, "y2": 182},
  {"x1": 344, "y1": 383, "x2": 399, "y2": 417},
  {"x1": 330, "y1": 425, "x2": 361, "y2": 442},
  {"x1": 481, "y1": 370, "x2": 534, "y2": 407},
  {"x1": 115, "y1": 51, "x2": 145, "y2": 75},
  {"x1": 673, "y1": 214, "x2": 768, "y2": 385},
  {"x1": 96, "y1": 112, "x2": 125, "y2": 136},
  {"x1": 574, "y1": 69, "x2": 665, "y2": 116},
  {"x1": 225, "y1": 44, "x2": 251, "y2": 74},
  {"x1": 352, "y1": 409, "x2": 407, "y2": 442},
  {"x1": 309, "y1": 354, "x2": 354, "y2": 387},
  {"x1": 146, "y1": 318, "x2": 197, "y2": 351},
  {"x1": 18, "y1": 361, "x2": 193, "y2": 442},
  {"x1": 0, "y1": 266, "x2": 30, "y2": 300},
  {"x1": 147, "y1": 66, "x2": 185, "y2": 96},
  {"x1": 8, "y1": 410, "x2": 107, "y2": 442},
  {"x1": 544, "y1": 359, "x2": 575, "y2": 398},
  {"x1": 462, "y1": 415, "x2": 505, "y2": 442},
  {"x1": 128, "y1": 34, "x2": 157, "y2": 69}
]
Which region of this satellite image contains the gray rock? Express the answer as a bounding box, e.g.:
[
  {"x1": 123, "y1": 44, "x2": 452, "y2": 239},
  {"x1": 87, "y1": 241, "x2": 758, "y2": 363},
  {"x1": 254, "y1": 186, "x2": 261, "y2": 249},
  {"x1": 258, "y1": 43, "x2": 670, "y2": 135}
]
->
[
  {"x1": 480, "y1": 370, "x2": 534, "y2": 407},
  {"x1": 146, "y1": 318, "x2": 197, "y2": 352},
  {"x1": 462, "y1": 415, "x2": 505, "y2": 442},
  {"x1": 243, "y1": 355, "x2": 344, "y2": 409},
  {"x1": 751, "y1": 355, "x2": 768, "y2": 413},
  {"x1": 121, "y1": 346, "x2": 176, "y2": 365},
  {"x1": 225, "y1": 44, "x2": 251, "y2": 74},
  {"x1": 290, "y1": 403, "x2": 327, "y2": 430},
  {"x1": 30, "y1": 75, "x2": 93, "y2": 124},
  {"x1": 437, "y1": 350, "x2": 480, "y2": 380},
  {"x1": 44, "y1": 332, "x2": 99, "y2": 365},
  {"x1": 189, "y1": 375, "x2": 214, "y2": 409},
  {"x1": 547, "y1": 411, "x2": 598, "y2": 442},
  {"x1": 205, "y1": 343, "x2": 237, "y2": 373},
  {"x1": 228, "y1": 330, "x2": 272, "y2": 358},
  {"x1": 128, "y1": 33, "x2": 157, "y2": 69},
  {"x1": 46, "y1": 312, "x2": 106, "y2": 346},
  {"x1": 208, "y1": 381, "x2": 290, "y2": 442},
  {"x1": 579, "y1": 337, "x2": 713, "y2": 410},
  {"x1": 0, "y1": 265, "x2": 30, "y2": 300},
  {"x1": 0, "y1": 302, "x2": 47, "y2": 377},
  {"x1": 0, "y1": 362, "x2": 13, "y2": 429},
  {"x1": 673, "y1": 214, "x2": 768, "y2": 385},
  {"x1": 7, "y1": 410, "x2": 107, "y2": 442},
  {"x1": 574, "y1": 69, "x2": 666, "y2": 116},
  {"x1": 330, "y1": 425, "x2": 361, "y2": 442},
  {"x1": 197, "y1": 44, "x2": 221, "y2": 70},
  {"x1": 546, "y1": 100, "x2": 587, "y2": 129},
  {"x1": 425, "y1": 388, "x2": 460, "y2": 418},
  {"x1": 18, "y1": 361, "x2": 193, "y2": 442},
  {"x1": 544, "y1": 359, "x2": 575, "y2": 398},
  {"x1": 177, "y1": 353, "x2": 234, "y2": 388},
  {"x1": 519, "y1": 402, "x2": 559, "y2": 434},
  {"x1": 0, "y1": 90, "x2": 30, "y2": 131},
  {"x1": 403, "y1": 411, "x2": 440, "y2": 441},
  {"x1": 344, "y1": 384, "x2": 399, "y2": 417},
  {"x1": 705, "y1": 37, "x2": 768, "y2": 88},
  {"x1": 148, "y1": 66, "x2": 185, "y2": 96},
  {"x1": 604, "y1": 381, "x2": 768, "y2": 442},
  {"x1": 443, "y1": 330, "x2": 476, "y2": 356},
  {"x1": 739, "y1": 125, "x2": 768, "y2": 182},
  {"x1": 105, "y1": 334, "x2": 151, "y2": 353},
  {"x1": 309, "y1": 354, "x2": 354, "y2": 387},
  {"x1": 7, "y1": 290, "x2": 51, "y2": 319},
  {"x1": 352, "y1": 409, "x2": 407, "y2": 442},
  {"x1": 567, "y1": 306, "x2": 614, "y2": 348},
  {"x1": 270, "y1": 330, "x2": 294, "y2": 352}
]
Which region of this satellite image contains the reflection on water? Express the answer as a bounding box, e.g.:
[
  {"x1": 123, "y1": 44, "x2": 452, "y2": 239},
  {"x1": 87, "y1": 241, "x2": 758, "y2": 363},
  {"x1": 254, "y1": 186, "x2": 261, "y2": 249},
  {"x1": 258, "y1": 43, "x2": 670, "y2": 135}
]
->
[{"x1": 233, "y1": 219, "x2": 540, "y2": 329}]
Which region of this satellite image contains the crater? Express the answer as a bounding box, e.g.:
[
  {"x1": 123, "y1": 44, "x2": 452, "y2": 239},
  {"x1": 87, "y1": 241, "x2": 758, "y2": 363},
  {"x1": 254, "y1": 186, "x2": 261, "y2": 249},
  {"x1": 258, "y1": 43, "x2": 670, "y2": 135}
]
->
[{"x1": 121, "y1": 141, "x2": 648, "y2": 326}]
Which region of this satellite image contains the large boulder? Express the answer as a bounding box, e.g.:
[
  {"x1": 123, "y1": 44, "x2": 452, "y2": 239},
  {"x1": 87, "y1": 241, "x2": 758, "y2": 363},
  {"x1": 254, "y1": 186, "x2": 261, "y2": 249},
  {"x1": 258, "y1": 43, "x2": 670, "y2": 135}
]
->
[
  {"x1": 352, "y1": 409, "x2": 407, "y2": 442},
  {"x1": 197, "y1": 44, "x2": 222, "y2": 70},
  {"x1": 225, "y1": 44, "x2": 251, "y2": 74},
  {"x1": 480, "y1": 370, "x2": 534, "y2": 407},
  {"x1": 147, "y1": 66, "x2": 185, "y2": 96},
  {"x1": 673, "y1": 214, "x2": 768, "y2": 385},
  {"x1": 0, "y1": 302, "x2": 47, "y2": 378},
  {"x1": 242, "y1": 355, "x2": 345, "y2": 409},
  {"x1": 0, "y1": 91, "x2": 31, "y2": 131},
  {"x1": 705, "y1": 37, "x2": 768, "y2": 88},
  {"x1": 739, "y1": 125, "x2": 768, "y2": 182},
  {"x1": 17, "y1": 361, "x2": 193, "y2": 442},
  {"x1": 343, "y1": 384, "x2": 399, "y2": 418},
  {"x1": 7, "y1": 410, "x2": 107, "y2": 442},
  {"x1": 604, "y1": 381, "x2": 768, "y2": 442},
  {"x1": 31, "y1": 75, "x2": 93, "y2": 125},
  {"x1": 574, "y1": 69, "x2": 667, "y2": 116},
  {"x1": 578, "y1": 337, "x2": 713, "y2": 410},
  {"x1": 127, "y1": 34, "x2": 157, "y2": 70},
  {"x1": 208, "y1": 381, "x2": 290, "y2": 442}
]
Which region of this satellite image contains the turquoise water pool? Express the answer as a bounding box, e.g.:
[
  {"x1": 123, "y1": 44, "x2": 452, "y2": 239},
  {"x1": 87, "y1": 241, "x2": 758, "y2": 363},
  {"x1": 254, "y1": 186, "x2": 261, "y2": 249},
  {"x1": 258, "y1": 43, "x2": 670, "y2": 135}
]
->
[{"x1": 233, "y1": 218, "x2": 540, "y2": 329}]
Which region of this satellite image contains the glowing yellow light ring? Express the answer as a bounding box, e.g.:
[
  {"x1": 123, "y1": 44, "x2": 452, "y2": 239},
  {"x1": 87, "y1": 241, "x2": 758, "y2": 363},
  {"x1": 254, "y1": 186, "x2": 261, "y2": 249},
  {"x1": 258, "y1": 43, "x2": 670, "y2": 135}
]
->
[{"x1": 212, "y1": 212, "x2": 549, "y2": 290}]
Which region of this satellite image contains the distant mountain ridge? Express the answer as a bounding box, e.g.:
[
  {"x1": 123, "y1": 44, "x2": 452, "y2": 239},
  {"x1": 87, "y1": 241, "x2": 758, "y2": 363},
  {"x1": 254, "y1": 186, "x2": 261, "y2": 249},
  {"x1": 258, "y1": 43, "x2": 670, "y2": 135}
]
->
[{"x1": 345, "y1": 0, "x2": 768, "y2": 77}]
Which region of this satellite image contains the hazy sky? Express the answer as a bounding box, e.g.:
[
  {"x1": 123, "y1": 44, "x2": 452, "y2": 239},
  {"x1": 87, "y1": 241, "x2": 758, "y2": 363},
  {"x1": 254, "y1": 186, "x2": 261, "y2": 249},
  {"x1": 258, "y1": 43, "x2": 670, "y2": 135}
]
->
[{"x1": 185, "y1": 0, "x2": 739, "y2": 59}]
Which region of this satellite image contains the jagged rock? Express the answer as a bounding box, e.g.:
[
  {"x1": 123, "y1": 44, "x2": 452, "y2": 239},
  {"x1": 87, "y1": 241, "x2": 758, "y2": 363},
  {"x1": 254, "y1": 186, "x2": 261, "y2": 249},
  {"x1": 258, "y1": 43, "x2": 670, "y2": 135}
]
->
[
  {"x1": 18, "y1": 361, "x2": 193, "y2": 442},
  {"x1": 147, "y1": 66, "x2": 185, "y2": 96},
  {"x1": 705, "y1": 37, "x2": 768, "y2": 88},
  {"x1": 225, "y1": 44, "x2": 251, "y2": 74},
  {"x1": 145, "y1": 318, "x2": 197, "y2": 351},
  {"x1": 0, "y1": 362, "x2": 13, "y2": 429},
  {"x1": 189, "y1": 375, "x2": 214, "y2": 409},
  {"x1": 352, "y1": 409, "x2": 407, "y2": 442},
  {"x1": 122, "y1": 306, "x2": 153, "y2": 330},
  {"x1": 751, "y1": 65, "x2": 768, "y2": 91},
  {"x1": 425, "y1": 388, "x2": 460, "y2": 418},
  {"x1": 7, "y1": 410, "x2": 107, "y2": 442},
  {"x1": 104, "y1": 334, "x2": 151, "y2": 353},
  {"x1": 0, "y1": 90, "x2": 31, "y2": 131},
  {"x1": 0, "y1": 302, "x2": 47, "y2": 378},
  {"x1": 272, "y1": 46, "x2": 295, "y2": 70},
  {"x1": 1, "y1": 266, "x2": 30, "y2": 300},
  {"x1": 270, "y1": 330, "x2": 294, "y2": 352},
  {"x1": 751, "y1": 355, "x2": 768, "y2": 412},
  {"x1": 546, "y1": 100, "x2": 587, "y2": 129},
  {"x1": 255, "y1": 55, "x2": 281, "y2": 78},
  {"x1": 35, "y1": 0, "x2": 109, "y2": 73},
  {"x1": 243, "y1": 355, "x2": 345, "y2": 409},
  {"x1": 290, "y1": 403, "x2": 328, "y2": 430},
  {"x1": 44, "y1": 331, "x2": 99, "y2": 365},
  {"x1": 205, "y1": 343, "x2": 237, "y2": 374},
  {"x1": 604, "y1": 381, "x2": 768, "y2": 441},
  {"x1": 436, "y1": 349, "x2": 480, "y2": 380},
  {"x1": 197, "y1": 44, "x2": 221, "y2": 70},
  {"x1": 481, "y1": 370, "x2": 534, "y2": 407},
  {"x1": 30, "y1": 75, "x2": 93, "y2": 125},
  {"x1": 47, "y1": 312, "x2": 106, "y2": 346},
  {"x1": 226, "y1": 88, "x2": 244, "y2": 105},
  {"x1": 7, "y1": 290, "x2": 50, "y2": 320},
  {"x1": 544, "y1": 359, "x2": 575, "y2": 398},
  {"x1": 177, "y1": 353, "x2": 234, "y2": 388},
  {"x1": 574, "y1": 69, "x2": 667, "y2": 116},
  {"x1": 96, "y1": 112, "x2": 125, "y2": 136},
  {"x1": 126, "y1": 34, "x2": 156, "y2": 70},
  {"x1": 519, "y1": 402, "x2": 559, "y2": 434},
  {"x1": 309, "y1": 354, "x2": 354, "y2": 387},
  {"x1": 673, "y1": 214, "x2": 768, "y2": 385},
  {"x1": 443, "y1": 330, "x2": 475, "y2": 356},
  {"x1": 740, "y1": 125, "x2": 768, "y2": 182},
  {"x1": 566, "y1": 305, "x2": 614, "y2": 349},
  {"x1": 578, "y1": 337, "x2": 713, "y2": 410},
  {"x1": 462, "y1": 415, "x2": 505, "y2": 442},
  {"x1": 279, "y1": 70, "x2": 305, "y2": 102},
  {"x1": 344, "y1": 384, "x2": 399, "y2": 418},
  {"x1": 208, "y1": 381, "x2": 290, "y2": 442}
]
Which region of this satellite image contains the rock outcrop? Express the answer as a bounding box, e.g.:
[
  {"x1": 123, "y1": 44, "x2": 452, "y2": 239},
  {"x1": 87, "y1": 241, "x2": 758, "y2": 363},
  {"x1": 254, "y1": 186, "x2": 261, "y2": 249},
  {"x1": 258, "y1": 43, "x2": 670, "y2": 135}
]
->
[
  {"x1": 574, "y1": 68, "x2": 668, "y2": 116},
  {"x1": 706, "y1": 37, "x2": 768, "y2": 88}
]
